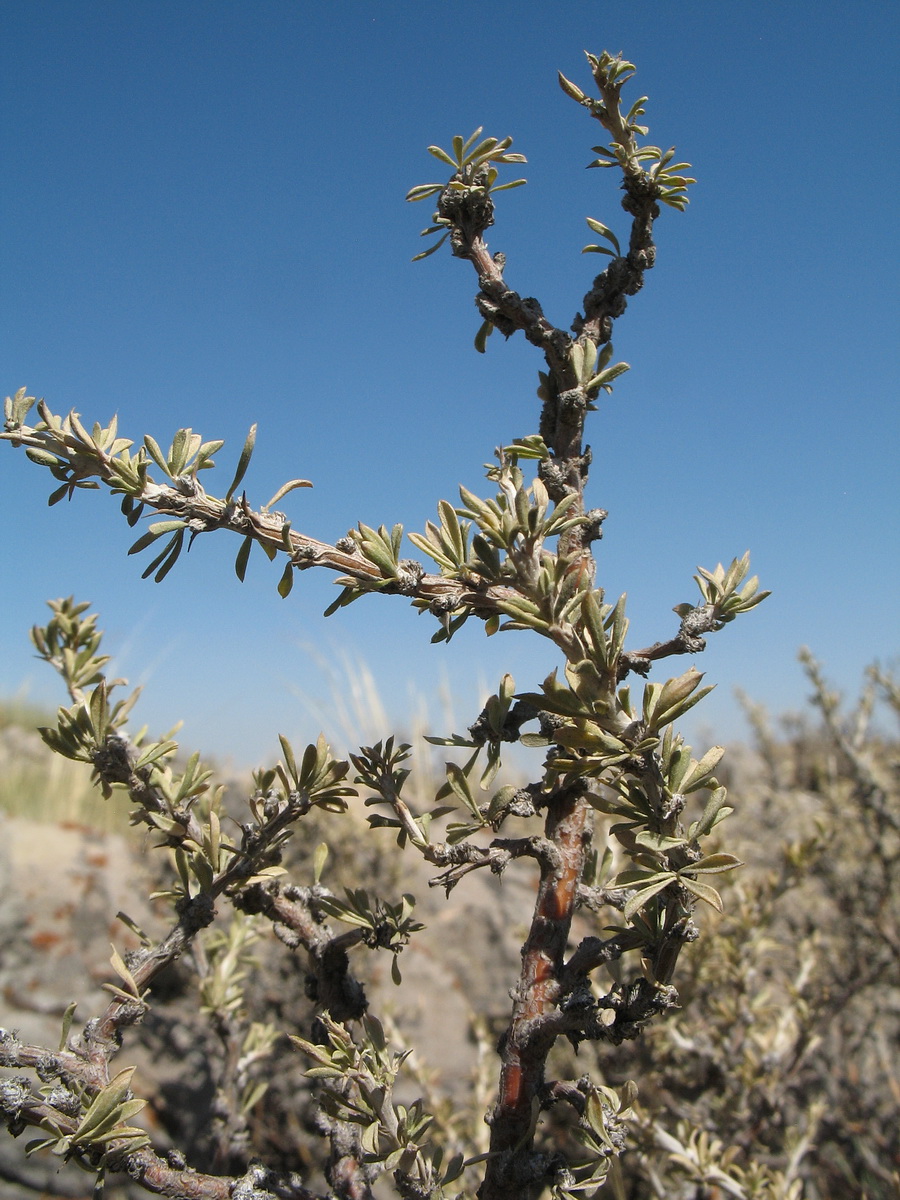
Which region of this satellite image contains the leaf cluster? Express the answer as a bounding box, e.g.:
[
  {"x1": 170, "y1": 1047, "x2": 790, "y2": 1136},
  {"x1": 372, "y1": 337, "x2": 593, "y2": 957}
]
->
[
  {"x1": 24, "y1": 1067, "x2": 151, "y2": 1164},
  {"x1": 676, "y1": 554, "x2": 770, "y2": 624},
  {"x1": 551, "y1": 1082, "x2": 638, "y2": 1198},
  {"x1": 406, "y1": 128, "x2": 527, "y2": 260},
  {"x1": 558, "y1": 51, "x2": 696, "y2": 210},
  {"x1": 291, "y1": 1014, "x2": 473, "y2": 1195},
  {"x1": 314, "y1": 888, "x2": 423, "y2": 985}
]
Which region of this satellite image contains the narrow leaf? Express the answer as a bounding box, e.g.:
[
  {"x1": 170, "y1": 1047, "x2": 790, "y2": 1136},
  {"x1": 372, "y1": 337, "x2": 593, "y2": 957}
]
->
[
  {"x1": 623, "y1": 875, "x2": 674, "y2": 921},
  {"x1": 234, "y1": 535, "x2": 253, "y2": 582},
  {"x1": 679, "y1": 876, "x2": 724, "y2": 911},
  {"x1": 277, "y1": 561, "x2": 294, "y2": 598},
  {"x1": 264, "y1": 478, "x2": 313, "y2": 511},
  {"x1": 585, "y1": 217, "x2": 621, "y2": 255},
  {"x1": 313, "y1": 842, "x2": 328, "y2": 884},
  {"x1": 411, "y1": 232, "x2": 449, "y2": 261},
  {"x1": 474, "y1": 319, "x2": 494, "y2": 353},
  {"x1": 428, "y1": 144, "x2": 456, "y2": 167},
  {"x1": 59, "y1": 1002, "x2": 77, "y2": 1051},
  {"x1": 142, "y1": 435, "x2": 170, "y2": 475},
  {"x1": 686, "y1": 852, "x2": 743, "y2": 874},
  {"x1": 225, "y1": 424, "x2": 257, "y2": 501}
]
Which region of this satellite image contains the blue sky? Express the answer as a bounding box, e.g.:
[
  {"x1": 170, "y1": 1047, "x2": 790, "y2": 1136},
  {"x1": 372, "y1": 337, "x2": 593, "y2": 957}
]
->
[{"x1": 2, "y1": 1, "x2": 898, "y2": 767}]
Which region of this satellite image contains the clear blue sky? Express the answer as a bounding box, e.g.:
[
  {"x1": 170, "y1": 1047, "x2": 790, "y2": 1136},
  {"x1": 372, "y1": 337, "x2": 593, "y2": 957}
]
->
[{"x1": 2, "y1": 1, "x2": 898, "y2": 767}]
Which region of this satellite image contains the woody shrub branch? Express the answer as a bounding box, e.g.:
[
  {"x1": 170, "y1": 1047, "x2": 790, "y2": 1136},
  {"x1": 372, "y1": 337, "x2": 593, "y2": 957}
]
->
[{"x1": 1, "y1": 51, "x2": 769, "y2": 1200}]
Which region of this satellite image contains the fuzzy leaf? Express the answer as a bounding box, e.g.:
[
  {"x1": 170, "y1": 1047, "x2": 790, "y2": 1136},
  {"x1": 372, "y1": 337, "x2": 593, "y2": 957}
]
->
[
  {"x1": 585, "y1": 217, "x2": 621, "y2": 255},
  {"x1": 691, "y1": 787, "x2": 729, "y2": 838},
  {"x1": 264, "y1": 478, "x2": 313, "y2": 511},
  {"x1": 686, "y1": 852, "x2": 743, "y2": 874},
  {"x1": 225, "y1": 424, "x2": 257, "y2": 501},
  {"x1": 277, "y1": 561, "x2": 294, "y2": 598},
  {"x1": 623, "y1": 874, "x2": 675, "y2": 920},
  {"x1": 679, "y1": 876, "x2": 724, "y2": 911}
]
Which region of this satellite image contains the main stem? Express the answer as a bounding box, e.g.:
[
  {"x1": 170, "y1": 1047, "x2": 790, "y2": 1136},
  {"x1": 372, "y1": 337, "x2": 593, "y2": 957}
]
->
[
  {"x1": 441, "y1": 90, "x2": 663, "y2": 1194},
  {"x1": 479, "y1": 786, "x2": 591, "y2": 1200},
  {"x1": 459, "y1": 200, "x2": 598, "y2": 1200}
]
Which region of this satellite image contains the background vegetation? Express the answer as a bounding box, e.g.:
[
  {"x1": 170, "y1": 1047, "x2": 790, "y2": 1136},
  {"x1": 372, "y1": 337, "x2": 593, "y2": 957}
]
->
[{"x1": 1, "y1": 651, "x2": 897, "y2": 1198}]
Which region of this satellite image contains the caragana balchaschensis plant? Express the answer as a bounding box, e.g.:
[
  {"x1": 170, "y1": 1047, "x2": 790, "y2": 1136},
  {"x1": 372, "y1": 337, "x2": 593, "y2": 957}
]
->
[{"x1": 0, "y1": 52, "x2": 767, "y2": 1200}]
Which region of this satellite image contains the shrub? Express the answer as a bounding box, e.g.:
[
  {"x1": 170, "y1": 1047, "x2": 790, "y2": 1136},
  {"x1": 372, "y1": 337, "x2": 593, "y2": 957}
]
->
[
  {"x1": 0, "y1": 52, "x2": 773, "y2": 1200},
  {"x1": 563, "y1": 654, "x2": 900, "y2": 1199}
]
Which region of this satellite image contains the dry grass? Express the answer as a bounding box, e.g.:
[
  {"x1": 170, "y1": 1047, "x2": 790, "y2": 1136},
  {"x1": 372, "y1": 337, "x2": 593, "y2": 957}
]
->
[{"x1": 0, "y1": 702, "x2": 132, "y2": 834}]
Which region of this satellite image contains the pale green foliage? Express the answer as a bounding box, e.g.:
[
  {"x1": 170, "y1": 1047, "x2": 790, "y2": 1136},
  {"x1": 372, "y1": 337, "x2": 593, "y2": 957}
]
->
[
  {"x1": 291, "y1": 1013, "x2": 471, "y2": 1192},
  {"x1": 558, "y1": 51, "x2": 696, "y2": 211},
  {"x1": 0, "y1": 49, "x2": 784, "y2": 1200},
  {"x1": 406, "y1": 127, "x2": 528, "y2": 260},
  {"x1": 22, "y1": 1065, "x2": 150, "y2": 1164},
  {"x1": 568, "y1": 656, "x2": 900, "y2": 1200}
]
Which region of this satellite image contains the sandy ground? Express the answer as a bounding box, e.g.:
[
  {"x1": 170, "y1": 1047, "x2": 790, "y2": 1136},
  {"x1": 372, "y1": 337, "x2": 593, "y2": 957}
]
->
[{"x1": 0, "y1": 816, "x2": 156, "y2": 1038}]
